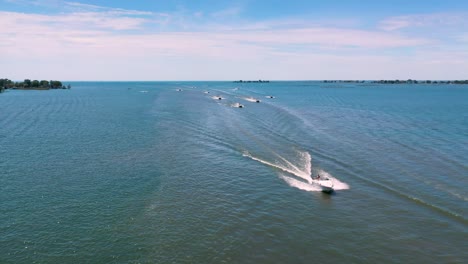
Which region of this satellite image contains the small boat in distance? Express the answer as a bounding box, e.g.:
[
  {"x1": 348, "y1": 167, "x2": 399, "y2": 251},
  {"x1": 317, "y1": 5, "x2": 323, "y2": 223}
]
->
[{"x1": 232, "y1": 103, "x2": 244, "y2": 108}]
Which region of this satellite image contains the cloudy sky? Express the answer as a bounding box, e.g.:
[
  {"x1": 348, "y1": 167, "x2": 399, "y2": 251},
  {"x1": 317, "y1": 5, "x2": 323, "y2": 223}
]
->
[{"x1": 1, "y1": 0, "x2": 468, "y2": 80}]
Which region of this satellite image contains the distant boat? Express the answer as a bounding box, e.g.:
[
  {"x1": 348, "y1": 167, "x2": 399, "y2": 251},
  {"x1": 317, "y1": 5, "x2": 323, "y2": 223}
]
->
[
  {"x1": 212, "y1": 96, "x2": 223, "y2": 100},
  {"x1": 244, "y1": 97, "x2": 261, "y2": 103}
]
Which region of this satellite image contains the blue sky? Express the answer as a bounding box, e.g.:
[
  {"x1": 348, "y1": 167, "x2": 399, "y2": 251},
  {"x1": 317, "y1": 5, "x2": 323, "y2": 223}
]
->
[{"x1": 1, "y1": 0, "x2": 468, "y2": 80}]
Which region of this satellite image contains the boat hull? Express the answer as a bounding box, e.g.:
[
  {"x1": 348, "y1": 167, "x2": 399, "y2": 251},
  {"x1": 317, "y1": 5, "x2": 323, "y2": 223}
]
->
[
  {"x1": 312, "y1": 179, "x2": 334, "y2": 193},
  {"x1": 320, "y1": 186, "x2": 334, "y2": 193}
]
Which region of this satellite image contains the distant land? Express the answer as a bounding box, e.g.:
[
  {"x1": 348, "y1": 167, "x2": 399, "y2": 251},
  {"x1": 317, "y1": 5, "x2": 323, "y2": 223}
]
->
[
  {"x1": 0, "y1": 78, "x2": 70, "y2": 92},
  {"x1": 323, "y1": 79, "x2": 468, "y2": 84},
  {"x1": 233, "y1": 80, "x2": 270, "y2": 83},
  {"x1": 231, "y1": 79, "x2": 468, "y2": 84}
]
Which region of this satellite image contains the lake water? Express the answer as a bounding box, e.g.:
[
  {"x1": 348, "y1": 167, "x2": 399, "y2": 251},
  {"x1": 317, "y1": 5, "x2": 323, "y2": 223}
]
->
[{"x1": 0, "y1": 81, "x2": 467, "y2": 263}]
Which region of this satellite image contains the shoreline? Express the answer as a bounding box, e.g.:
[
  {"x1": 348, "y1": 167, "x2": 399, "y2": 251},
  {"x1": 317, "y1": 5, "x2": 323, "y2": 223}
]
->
[
  {"x1": 323, "y1": 79, "x2": 468, "y2": 84},
  {"x1": 0, "y1": 78, "x2": 71, "y2": 91}
]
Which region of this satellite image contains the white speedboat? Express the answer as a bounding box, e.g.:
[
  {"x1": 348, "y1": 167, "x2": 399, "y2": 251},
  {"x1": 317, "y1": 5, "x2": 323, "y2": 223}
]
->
[{"x1": 311, "y1": 177, "x2": 334, "y2": 193}]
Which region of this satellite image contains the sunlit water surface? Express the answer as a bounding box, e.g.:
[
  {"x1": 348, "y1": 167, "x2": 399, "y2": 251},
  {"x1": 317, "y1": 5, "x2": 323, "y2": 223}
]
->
[{"x1": 0, "y1": 82, "x2": 466, "y2": 263}]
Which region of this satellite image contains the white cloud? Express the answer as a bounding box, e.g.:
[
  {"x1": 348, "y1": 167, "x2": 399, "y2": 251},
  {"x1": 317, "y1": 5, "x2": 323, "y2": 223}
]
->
[
  {"x1": 0, "y1": 10, "x2": 434, "y2": 60},
  {"x1": 1, "y1": 4, "x2": 468, "y2": 80},
  {"x1": 379, "y1": 12, "x2": 468, "y2": 31},
  {"x1": 0, "y1": 10, "x2": 155, "y2": 32},
  {"x1": 64, "y1": 1, "x2": 153, "y2": 16}
]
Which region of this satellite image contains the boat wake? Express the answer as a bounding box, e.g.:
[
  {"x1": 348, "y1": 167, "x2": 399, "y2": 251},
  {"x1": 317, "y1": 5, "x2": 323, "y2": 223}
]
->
[
  {"x1": 211, "y1": 95, "x2": 224, "y2": 100},
  {"x1": 242, "y1": 150, "x2": 349, "y2": 192},
  {"x1": 279, "y1": 173, "x2": 322, "y2": 191},
  {"x1": 231, "y1": 103, "x2": 244, "y2": 108},
  {"x1": 243, "y1": 97, "x2": 260, "y2": 103}
]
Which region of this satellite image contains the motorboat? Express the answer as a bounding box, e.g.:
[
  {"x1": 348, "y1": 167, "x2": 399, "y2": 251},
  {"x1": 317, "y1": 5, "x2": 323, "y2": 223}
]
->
[{"x1": 311, "y1": 177, "x2": 334, "y2": 193}]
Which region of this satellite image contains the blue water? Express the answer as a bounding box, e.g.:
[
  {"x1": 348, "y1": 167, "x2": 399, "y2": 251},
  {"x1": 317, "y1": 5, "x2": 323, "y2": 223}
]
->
[{"x1": 0, "y1": 82, "x2": 467, "y2": 263}]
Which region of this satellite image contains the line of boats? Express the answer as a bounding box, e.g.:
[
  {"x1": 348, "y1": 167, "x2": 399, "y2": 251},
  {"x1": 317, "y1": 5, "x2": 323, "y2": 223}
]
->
[
  {"x1": 177, "y1": 87, "x2": 275, "y2": 108},
  {"x1": 175, "y1": 86, "x2": 335, "y2": 193},
  {"x1": 204, "y1": 90, "x2": 274, "y2": 108}
]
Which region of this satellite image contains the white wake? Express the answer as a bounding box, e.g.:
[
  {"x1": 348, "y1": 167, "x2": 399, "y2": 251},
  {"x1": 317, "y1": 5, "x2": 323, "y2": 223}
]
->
[
  {"x1": 243, "y1": 150, "x2": 349, "y2": 192},
  {"x1": 243, "y1": 97, "x2": 260, "y2": 103}
]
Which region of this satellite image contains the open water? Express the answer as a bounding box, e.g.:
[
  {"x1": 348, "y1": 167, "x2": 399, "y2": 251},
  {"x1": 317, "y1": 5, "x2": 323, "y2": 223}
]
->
[{"x1": 0, "y1": 81, "x2": 467, "y2": 263}]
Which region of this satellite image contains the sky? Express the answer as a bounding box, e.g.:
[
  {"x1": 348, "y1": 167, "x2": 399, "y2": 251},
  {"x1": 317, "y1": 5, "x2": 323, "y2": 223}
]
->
[{"x1": 1, "y1": 0, "x2": 468, "y2": 80}]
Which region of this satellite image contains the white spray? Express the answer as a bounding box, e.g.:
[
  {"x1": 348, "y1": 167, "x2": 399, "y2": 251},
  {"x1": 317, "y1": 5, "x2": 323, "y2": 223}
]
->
[{"x1": 243, "y1": 150, "x2": 349, "y2": 192}]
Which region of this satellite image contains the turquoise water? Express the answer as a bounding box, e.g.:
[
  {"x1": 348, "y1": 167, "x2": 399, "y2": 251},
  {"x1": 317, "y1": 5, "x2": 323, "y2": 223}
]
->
[{"x1": 0, "y1": 82, "x2": 467, "y2": 263}]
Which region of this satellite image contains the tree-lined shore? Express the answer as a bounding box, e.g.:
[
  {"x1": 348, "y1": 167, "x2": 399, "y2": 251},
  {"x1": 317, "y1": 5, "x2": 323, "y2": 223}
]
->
[{"x1": 0, "y1": 78, "x2": 70, "y2": 92}]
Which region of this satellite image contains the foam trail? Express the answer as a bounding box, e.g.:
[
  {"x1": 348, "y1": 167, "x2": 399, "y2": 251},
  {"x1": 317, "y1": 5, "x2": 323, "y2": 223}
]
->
[
  {"x1": 241, "y1": 126, "x2": 312, "y2": 182},
  {"x1": 277, "y1": 154, "x2": 311, "y2": 182},
  {"x1": 243, "y1": 151, "x2": 350, "y2": 191},
  {"x1": 243, "y1": 97, "x2": 258, "y2": 103},
  {"x1": 243, "y1": 151, "x2": 310, "y2": 181},
  {"x1": 231, "y1": 103, "x2": 244, "y2": 108},
  {"x1": 268, "y1": 150, "x2": 312, "y2": 183},
  {"x1": 301, "y1": 151, "x2": 312, "y2": 179},
  {"x1": 279, "y1": 174, "x2": 322, "y2": 192}
]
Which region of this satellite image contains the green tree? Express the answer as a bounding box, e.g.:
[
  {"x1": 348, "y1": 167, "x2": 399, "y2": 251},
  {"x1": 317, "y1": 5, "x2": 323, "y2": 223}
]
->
[
  {"x1": 50, "y1": 80, "x2": 62, "y2": 88},
  {"x1": 32, "y1": 80, "x2": 39, "y2": 88},
  {"x1": 40, "y1": 80, "x2": 49, "y2": 88},
  {"x1": 24, "y1": 79, "x2": 31, "y2": 88},
  {"x1": 0, "y1": 79, "x2": 15, "y2": 90}
]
